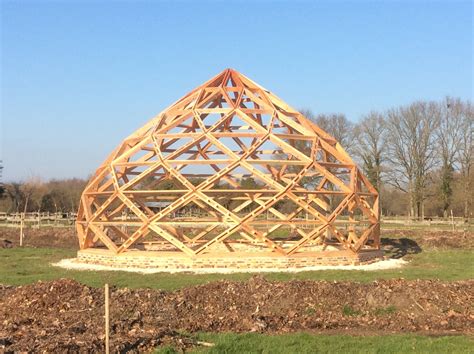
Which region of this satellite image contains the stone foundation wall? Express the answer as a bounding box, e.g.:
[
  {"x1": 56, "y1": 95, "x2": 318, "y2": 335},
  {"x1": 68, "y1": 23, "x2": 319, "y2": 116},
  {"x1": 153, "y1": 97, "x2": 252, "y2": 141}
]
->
[{"x1": 77, "y1": 249, "x2": 384, "y2": 269}]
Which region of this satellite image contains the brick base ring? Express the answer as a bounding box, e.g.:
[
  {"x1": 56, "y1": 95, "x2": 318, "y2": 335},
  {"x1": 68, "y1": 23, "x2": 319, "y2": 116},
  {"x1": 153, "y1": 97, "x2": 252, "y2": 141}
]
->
[{"x1": 76, "y1": 248, "x2": 384, "y2": 270}]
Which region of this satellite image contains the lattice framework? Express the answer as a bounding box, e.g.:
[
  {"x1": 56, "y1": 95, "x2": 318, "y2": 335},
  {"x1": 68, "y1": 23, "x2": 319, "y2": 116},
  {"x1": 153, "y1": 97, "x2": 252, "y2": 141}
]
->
[{"x1": 76, "y1": 69, "x2": 380, "y2": 257}]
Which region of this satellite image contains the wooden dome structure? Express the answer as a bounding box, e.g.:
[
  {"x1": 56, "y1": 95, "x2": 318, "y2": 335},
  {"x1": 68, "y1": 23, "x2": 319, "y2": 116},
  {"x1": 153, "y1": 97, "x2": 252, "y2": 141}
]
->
[{"x1": 76, "y1": 69, "x2": 381, "y2": 268}]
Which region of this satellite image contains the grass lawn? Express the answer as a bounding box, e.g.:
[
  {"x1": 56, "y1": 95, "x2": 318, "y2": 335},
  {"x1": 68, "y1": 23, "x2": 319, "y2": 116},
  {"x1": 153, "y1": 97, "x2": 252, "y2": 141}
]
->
[
  {"x1": 0, "y1": 247, "x2": 472, "y2": 290},
  {"x1": 2, "y1": 247, "x2": 472, "y2": 354},
  {"x1": 155, "y1": 333, "x2": 474, "y2": 353}
]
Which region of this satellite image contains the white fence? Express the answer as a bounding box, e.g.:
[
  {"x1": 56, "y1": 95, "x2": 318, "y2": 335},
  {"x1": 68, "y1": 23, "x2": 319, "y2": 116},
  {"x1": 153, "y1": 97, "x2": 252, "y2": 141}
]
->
[{"x1": 0, "y1": 212, "x2": 77, "y2": 227}]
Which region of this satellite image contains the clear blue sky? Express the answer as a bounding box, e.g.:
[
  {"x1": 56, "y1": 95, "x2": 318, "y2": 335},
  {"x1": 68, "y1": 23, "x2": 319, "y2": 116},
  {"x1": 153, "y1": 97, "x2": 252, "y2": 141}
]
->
[{"x1": 1, "y1": 0, "x2": 472, "y2": 181}]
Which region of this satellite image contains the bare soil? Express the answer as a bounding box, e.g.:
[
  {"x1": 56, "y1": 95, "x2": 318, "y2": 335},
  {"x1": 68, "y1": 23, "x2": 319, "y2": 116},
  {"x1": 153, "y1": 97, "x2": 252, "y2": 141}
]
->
[
  {"x1": 0, "y1": 226, "x2": 78, "y2": 249},
  {"x1": 381, "y1": 229, "x2": 474, "y2": 249},
  {"x1": 0, "y1": 277, "x2": 472, "y2": 352},
  {"x1": 1, "y1": 226, "x2": 472, "y2": 251}
]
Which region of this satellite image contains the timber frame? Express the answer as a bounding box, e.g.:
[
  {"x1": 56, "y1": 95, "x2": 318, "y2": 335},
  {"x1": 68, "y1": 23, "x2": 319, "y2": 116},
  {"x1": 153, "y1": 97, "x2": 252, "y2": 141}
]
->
[{"x1": 76, "y1": 69, "x2": 380, "y2": 260}]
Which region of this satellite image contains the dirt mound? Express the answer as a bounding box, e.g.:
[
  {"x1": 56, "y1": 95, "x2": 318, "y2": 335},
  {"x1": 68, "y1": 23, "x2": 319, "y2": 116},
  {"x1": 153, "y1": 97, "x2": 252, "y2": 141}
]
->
[
  {"x1": 1, "y1": 277, "x2": 473, "y2": 352},
  {"x1": 0, "y1": 227, "x2": 78, "y2": 249},
  {"x1": 381, "y1": 230, "x2": 474, "y2": 250},
  {"x1": 418, "y1": 231, "x2": 474, "y2": 249},
  {"x1": 0, "y1": 279, "x2": 192, "y2": 352}
]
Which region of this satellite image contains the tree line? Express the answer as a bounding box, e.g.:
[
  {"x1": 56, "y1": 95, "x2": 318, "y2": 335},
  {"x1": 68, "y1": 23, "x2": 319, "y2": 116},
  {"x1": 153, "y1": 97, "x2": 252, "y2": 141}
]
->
[
  {"x1": 302, "y1": 96, "x2": 473, "y2": 220},
  {"x1": 0, "y1": 177, "x2": 86, "y2": 214},
  {"x1": 0, "y1": 96, "x2": 471, "y2": 219}
]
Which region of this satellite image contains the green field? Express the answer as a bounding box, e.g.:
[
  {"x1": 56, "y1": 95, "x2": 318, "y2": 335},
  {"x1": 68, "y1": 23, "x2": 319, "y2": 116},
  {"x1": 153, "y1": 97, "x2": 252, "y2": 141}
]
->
[
  {"x1": 155, "y1": 333, "x2": 474, "y2": 354},
  {"x1": 1, "y1": 247, "x2": 473, "y2": 290},
  {"x1": 2, "y1": 245, "x2": 473, "y2": 353}
]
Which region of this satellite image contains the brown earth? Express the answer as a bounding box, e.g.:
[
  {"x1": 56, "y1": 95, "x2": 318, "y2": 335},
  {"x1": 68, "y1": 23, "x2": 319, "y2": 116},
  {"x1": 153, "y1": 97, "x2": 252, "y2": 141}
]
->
[
  {"x1": 0, "y1": 277, "x2": 473, "y2": 352},
  {"x1": 381, "y1": 229, "x2": 474, "y2": 250},
  {"x1": 1, "y1": 226, "x2": 472, "y2": 251},
  {"x1": 0, "y1": 226, "x2": 78, "y2": 249}
]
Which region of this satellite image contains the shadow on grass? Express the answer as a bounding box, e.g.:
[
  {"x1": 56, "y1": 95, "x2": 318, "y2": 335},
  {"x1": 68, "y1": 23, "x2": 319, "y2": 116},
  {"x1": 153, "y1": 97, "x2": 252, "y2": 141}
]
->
[{"x1": 381, "y1": 237, "x2": 422, "y2": 259}]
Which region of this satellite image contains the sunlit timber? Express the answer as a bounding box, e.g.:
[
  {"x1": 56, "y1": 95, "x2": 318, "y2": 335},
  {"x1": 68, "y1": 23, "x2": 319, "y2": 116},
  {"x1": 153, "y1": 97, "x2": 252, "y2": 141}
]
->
[{"x1": 76, "y1": 69, "x2": 380, "y2": 266}]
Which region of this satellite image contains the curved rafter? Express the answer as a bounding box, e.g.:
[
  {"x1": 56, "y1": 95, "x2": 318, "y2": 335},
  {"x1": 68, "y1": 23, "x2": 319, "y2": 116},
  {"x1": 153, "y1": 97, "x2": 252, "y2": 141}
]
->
[{"x1": 76, "y1": 69, "x2": 380, "y2": 257}]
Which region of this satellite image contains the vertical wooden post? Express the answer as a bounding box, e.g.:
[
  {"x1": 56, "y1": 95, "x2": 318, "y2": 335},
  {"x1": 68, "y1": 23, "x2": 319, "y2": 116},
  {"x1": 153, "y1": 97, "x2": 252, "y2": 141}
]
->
[
  {"x1": 348, "y1": 209, "x2": 356, "y2": 243},
  {"x1": 450, "y1": 209, "x2": 455, "y2": 232},
  {"x1": 20, "y1": 213, "x2": 24, "y2": 247},
  {"x1": 121, "y1": 211, "x2": 127, "y2": 234},
  {"x1": 373, "y1": 195, "x2": 381, "y2": 249},
  {"x1": 105, "y1": 283, "x2": 110, "y2": 354}
]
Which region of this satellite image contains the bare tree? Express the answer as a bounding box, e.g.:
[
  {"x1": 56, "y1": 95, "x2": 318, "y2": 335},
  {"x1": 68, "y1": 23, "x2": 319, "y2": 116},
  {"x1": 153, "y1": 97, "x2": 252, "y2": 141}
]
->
[
  {"x1": 456, "y1": 100, "x2": 474, "y2": 221},
  {"x1": 299, "y1": 108, "x2": 316, "y2": 121},
  {"x1": 20, "y1": 176, "x2": 45, "y2": 213},
  {"x1": 0, "y1": 177, "x2": 88, "y2": 214},
  {"x1": 436, "y1": 97, "x2": 464, "y2": 218},
  {"x1": 385, "y1": 101, "x2": 440, "y2": 219},
  {"x1": 5, "y1": 183, "x2": 23, "y2": 213},
  {"x1": 298, "y1": 110, "x2": 355, "y2": 153},
  {"x1": 353, "y1": 111, "x2": 387, "y2": 191},
  {"x1": 49, "y1": 178, "x2": 85, "y2": 212},
  {"x1": 314, "y1": 113, "x2": 355, "y2": 153}
]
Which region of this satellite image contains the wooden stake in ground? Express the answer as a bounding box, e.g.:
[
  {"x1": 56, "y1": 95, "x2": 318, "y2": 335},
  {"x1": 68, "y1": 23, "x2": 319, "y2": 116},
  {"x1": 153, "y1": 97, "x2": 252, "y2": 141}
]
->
[
  {"x1": 451, "y1": 209, "x2": 455, "y2": 232},
  {"x1": 105, "y1": 283, "x2": 110, "y2": 354},
  {"x1": 19, "y1": 213, "x2": 24, "y2": 247}
]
